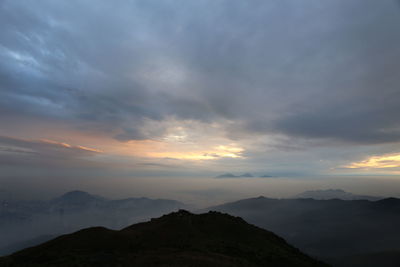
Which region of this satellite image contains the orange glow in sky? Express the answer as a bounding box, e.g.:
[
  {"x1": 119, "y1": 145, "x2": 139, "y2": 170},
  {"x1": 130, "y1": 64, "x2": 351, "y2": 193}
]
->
[{"x1": 344, "y1": 153, "x2": 400, "y2": 169}]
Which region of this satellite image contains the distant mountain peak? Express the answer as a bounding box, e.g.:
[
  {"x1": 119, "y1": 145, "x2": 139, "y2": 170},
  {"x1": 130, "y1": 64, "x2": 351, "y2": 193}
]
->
[
  {"x1": 60, "y1": 190, "x2": 92, "y2": 197},
  {"x1": 323, "y1": 189, "x2": 345, "y2": 193},
  {"x1": 51, "y1": 190, "x2": 105, "y2": 204},
  {"x1": 215, "y1": 173, "x2": 254, "y2": 178},
  {"x1": 215, "y1": 173, "x2": 237, "y2": 178},
  {"x1": 260, "y1": 174, "x2": 274, "y2": 178}
]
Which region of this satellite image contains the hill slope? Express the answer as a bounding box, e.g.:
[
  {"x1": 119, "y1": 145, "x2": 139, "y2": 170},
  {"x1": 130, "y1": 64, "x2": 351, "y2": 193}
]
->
[
  {"x1": 0, "y1": 210, "x2": 326, "y2": 267},
  {"x1": 206, "y1": 197, "x2": 400, "y2": 263}
]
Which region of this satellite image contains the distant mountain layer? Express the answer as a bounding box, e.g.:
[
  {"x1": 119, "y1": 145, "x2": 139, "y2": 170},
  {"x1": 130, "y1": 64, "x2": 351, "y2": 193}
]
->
[
  {"x1": 0, "y1": 210, "x2": 327, "y2": 267},
  {"x1": 216, "y1": 173, "x2": 253, "y2": 178},
  {"x1": 206, "y1": 196, "x2": 400, "y2": 266},
  {"x1": 51, "y1": 190, "x2": 105, "y2": 204},
  {"x1": 294, "y1": 189, "x2": 382, "y2": 201},
  {"x1": 215, "y1": 173, "x2": 274, "y2": 178},
  {"x1": 0, "y1": 191, "x2": 186, "y2": 256}
]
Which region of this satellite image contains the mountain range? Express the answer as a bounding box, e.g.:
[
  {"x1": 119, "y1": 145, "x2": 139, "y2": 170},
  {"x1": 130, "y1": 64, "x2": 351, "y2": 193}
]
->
[
  {"x1": 0, "y1": 210, "x2": 327, "y2": 267},
  {"x1": 3, "y1": 190, "x2": 400, "y2": 266},
  {"x1": 294, "y1": 189, "x2": 382, "y2": 201},
  {"x1": 206, "y1": 196, "x2": 400, "y2": 266},
  {"x1": 216, "y1": 173, "x2": 254, "y2": 178},
  {"x1": 215, "y1": 173, "x2": 274, "y2": 178},
  {"x1": 0, "y1": 191, "x2": 186, "y2": 256}
]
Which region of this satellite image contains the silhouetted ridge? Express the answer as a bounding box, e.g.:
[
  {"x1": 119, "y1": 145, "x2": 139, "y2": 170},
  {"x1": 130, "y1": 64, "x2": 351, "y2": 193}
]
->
[
  {"x1": 206, "y1": 196, "x2": 400, "y2": 266},
  {"x1": 0, "y1": 210, "x2": 327, "y2": 267},
  {"x1": 377, "y1": 197, "x2": 400, "y2": 204},
  {"x1": 295, "y1": 189, "x2": 382, "y2": 201}
]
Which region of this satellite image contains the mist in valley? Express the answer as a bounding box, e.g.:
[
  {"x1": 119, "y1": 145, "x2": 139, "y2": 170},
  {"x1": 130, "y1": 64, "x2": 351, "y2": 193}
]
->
[{"x1": 2, "y1": 175, "x2": 400, "y2": 267}]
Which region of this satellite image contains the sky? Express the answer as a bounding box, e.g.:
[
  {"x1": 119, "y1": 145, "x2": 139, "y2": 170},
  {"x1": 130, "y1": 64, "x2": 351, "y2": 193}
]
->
[{"x1": 1, "y1": 0, "x2": 400, "y2": 202}]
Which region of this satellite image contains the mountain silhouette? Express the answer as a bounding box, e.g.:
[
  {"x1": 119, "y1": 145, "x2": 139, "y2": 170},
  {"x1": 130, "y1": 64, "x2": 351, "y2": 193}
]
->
[
  {"x1": 294, "y1": 189, "x2": 382, "y2": 201},
  {"x1": 206, "y1": 196, "x2": 400, "y2": 265},
  {"x1": 0, "y1": 210, "x2": 327, "y2": 267},
  {"x1": 0, "y1": 191, "x2": 186, "y2": 256},
  {"x1": 215, "y1": 173, "x2": 254, "y2": 178},
  {"x1": 51, "y1": 190, "x2": 105, "y2": 204},
  {"x1": 215, "y1": 173, "x2": 239, "y2": 178}
]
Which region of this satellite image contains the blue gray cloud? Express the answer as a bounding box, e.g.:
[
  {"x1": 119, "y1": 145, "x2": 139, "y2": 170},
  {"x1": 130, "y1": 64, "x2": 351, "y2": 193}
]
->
[{"x1": 1, "y1": 0, "x2": 400, "y2": 145}]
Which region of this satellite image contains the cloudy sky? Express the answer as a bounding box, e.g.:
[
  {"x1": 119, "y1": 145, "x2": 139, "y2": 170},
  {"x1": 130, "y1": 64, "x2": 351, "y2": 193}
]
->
[{"x1": 1, "y1": 0, "x2": 400, "y2": 201}]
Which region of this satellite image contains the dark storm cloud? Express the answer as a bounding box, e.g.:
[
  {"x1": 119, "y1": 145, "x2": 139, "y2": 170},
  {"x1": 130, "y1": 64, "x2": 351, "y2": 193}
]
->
[{"x1": 1, "y1": 0, "x2": 400, "y2": 145}]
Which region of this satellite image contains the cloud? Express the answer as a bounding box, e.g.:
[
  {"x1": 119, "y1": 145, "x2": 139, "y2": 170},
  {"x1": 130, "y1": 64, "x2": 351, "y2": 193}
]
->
[
  {"x1": 0, "y1": 0, "x2": 399, "y2": 146},
  {"x1": 344, "y1": 153, "x2": 400, "y2": 169},
  {"x1": 146, "y1": 144, "x2": 244, "y2": 161},
  {"x1": 1, "y1": 0, "x2": 400, "y2": 178},
  {"x1": 115, "y1": 119, "x2": 245, "y2": 161},
  {"x1": 0, "y1": 135, "x2": 101, "y2": 165}
]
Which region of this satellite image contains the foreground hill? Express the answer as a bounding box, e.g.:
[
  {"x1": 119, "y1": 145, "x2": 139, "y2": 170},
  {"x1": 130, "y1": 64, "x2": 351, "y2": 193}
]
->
[
  {"x1": 206, "y1": 197, "x2": 400, "y2": 266},
  {"x1": 329, "y1": 250, "x2": 400, "y2": 267},
  {"x1": 0, "y1": 210, "x2": 326, "y2": 267}
]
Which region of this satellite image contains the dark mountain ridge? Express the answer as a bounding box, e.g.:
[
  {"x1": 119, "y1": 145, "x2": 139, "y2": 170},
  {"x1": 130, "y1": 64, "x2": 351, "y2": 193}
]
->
[
  {"x1": 206, "y1": 196, "x2": 400, "y2": 266},
  {"x1": 0, "y1": 210, "x2": 327, "y2": 267},
  {"x1": 294, "y1": 189, "x2": 382, "y2": 201}
]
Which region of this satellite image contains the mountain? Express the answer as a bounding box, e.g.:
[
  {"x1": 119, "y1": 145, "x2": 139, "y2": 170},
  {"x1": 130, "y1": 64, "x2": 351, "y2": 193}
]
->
[
  {"x1": 216, "y1": 173, "x2": 274, "y2": 178},
  {"x1": 51, "y1": 190, "x2": 105, "y2": 204},
  {"x1": 0, "y1": 235, "x2": 55, "y2": 256},
  {"x1": 206, "y1": 196, "x2": 400, "y2": 266},
  {"x1": 0, "y1": 210, "x2": 327, "y2": 267},
  {"x1": 50, "y1": 190, "x2": 106, "y2": 212},
  {"x1": 0, "y1": 191, "x2": 186, "y2": 256},
  {"x1": 215, "y1": 173, "x2": 254, "y2": 178},
  {"x1": 294, "y1": 189, "x2": 382, "y2": 201},
  {"x1": 216, "y1": 173, "x2": 239, "y2": 178}
]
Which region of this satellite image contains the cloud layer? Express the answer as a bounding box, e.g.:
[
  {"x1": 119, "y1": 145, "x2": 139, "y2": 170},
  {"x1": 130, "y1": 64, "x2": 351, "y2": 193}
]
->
[{"x1": 1, "y1": 0, "x2": 400, "y2": 175}]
